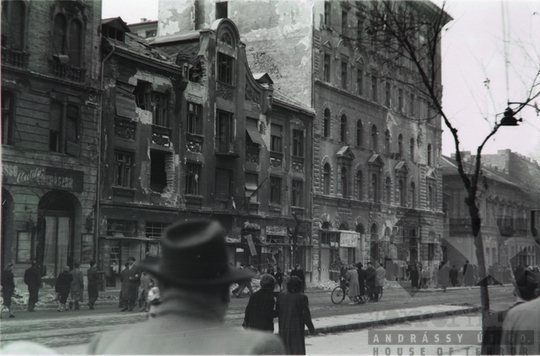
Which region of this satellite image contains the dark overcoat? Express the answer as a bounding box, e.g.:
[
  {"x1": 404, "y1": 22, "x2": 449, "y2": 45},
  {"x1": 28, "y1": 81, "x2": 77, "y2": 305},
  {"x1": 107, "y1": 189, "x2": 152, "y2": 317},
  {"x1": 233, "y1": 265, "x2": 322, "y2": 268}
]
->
[
  {"x1": 244, "y1": 288, "x2": 276, "y2": 332},
  {"x1": 410, "y1": 268, "x2": 420, "y2": 288},
  {"x1": 1, "y1": 270, "x2": 15, "y2": 307},
  {"x1": 70, "y1": 268, "x2": 84, "y2": 301},
  {"x1": 365, "y1": 267, "x2": 376, "y2": 289},
  {"x1": 276, "y1": 292, "x2": 315, "y2": 355},
  {"x1": 24, "y1": 266, "x2": 41, "y2": 303},
  {"x1": 121, "y1": 264, "x2": 141, "y2": 301},
  {"x1": 357, "y1": 267, "x2": 366, "y2": 296},
  {"x1": 55, "y1": 272, "x2": 73, "y2": 298}
]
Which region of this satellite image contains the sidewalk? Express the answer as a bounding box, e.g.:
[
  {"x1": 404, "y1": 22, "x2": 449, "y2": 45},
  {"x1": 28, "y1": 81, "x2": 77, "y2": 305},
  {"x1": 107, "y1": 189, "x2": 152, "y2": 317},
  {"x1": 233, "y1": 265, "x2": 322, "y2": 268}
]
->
[{"x1": 49, "y1": 303, "x2": 481, "y2": 354}]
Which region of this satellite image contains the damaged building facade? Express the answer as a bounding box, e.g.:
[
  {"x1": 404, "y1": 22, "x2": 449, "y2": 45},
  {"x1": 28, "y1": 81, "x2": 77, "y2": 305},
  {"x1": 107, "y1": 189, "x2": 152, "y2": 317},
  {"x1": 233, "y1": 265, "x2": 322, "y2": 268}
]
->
[
  {"x1": 158, "y1": 0, "x2": 448, "y2": 282},
  {"x1": 442, "y1": 151, "x2": 540, "y2": 271},
  {"x1": 97, "y1": 18, "x2": 186, "y2": 287},
  {"x1": 151, "y1": 18, "x2": 315, "y2": 276},
  {"x1": 1, "y1": 0, "x2": 102, "y2": 286}
]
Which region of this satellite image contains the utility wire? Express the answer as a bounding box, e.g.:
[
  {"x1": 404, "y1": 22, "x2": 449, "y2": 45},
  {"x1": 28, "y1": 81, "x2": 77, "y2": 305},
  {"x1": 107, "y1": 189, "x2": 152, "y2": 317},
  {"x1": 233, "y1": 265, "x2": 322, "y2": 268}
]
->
[{"x1": 501, "y1": 0, "x2": 511, "y2": 105}]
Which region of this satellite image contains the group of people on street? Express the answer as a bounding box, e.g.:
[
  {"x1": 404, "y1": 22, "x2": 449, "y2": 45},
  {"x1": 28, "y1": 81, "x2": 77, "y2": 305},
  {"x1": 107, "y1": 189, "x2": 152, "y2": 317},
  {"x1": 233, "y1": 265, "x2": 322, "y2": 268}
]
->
[
  {"x1": 88, "y1": 218, "x2": 287, "y2": 354},
  {"x1": 340, "y1": 261, "x2": 386, "y2": 304},
  {"x1": 54, "y1": 261, "x2": 100, "y2": 312},
  {"x1": 1, "y1": 260, "x2": 102, "y2": 317},
  {"x1": 243, "y1": 272, "x2": 315, "y2": 354}
]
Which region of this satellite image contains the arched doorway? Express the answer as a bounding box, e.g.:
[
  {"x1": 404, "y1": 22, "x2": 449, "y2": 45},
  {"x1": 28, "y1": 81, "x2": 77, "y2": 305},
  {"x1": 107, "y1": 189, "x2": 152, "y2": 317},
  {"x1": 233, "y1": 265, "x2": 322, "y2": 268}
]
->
[
  {"x1": 36, "y1": 190, "x2": 80, "y2": 279},
  {"x1": 1, "y1": 189, "x2": 14, "y2": 270}
]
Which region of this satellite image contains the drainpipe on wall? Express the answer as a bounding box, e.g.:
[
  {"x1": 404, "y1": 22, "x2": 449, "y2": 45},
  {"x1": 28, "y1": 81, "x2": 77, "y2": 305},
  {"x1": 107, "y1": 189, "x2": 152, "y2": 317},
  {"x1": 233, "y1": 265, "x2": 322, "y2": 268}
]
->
[{"x1": 94, "y1": 44, "x2": 116, "y2": 266}]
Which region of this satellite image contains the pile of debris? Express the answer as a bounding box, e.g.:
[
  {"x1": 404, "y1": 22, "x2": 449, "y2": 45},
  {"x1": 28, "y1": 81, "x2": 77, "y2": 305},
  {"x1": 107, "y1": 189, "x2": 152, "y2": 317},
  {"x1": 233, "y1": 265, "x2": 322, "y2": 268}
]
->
[{"x1": 307, "y1": 280, "x2": 339, "y2": 291}]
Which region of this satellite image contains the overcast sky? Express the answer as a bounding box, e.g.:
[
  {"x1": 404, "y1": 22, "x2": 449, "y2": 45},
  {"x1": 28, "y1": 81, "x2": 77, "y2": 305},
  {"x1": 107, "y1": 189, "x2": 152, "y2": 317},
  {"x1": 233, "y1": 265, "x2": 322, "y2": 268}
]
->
[{"x1": 102, "y1": 0, "x2": 540, "y2": 159}]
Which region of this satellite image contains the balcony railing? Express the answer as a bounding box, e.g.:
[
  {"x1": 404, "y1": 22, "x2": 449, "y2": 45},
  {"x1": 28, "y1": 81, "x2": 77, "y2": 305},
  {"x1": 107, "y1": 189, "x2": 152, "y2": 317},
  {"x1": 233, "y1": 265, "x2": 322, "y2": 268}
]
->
[
  {"x1": 215, "y1": 137, "x2": 240, "y2": 157},
  {"x1": 152, "y1": 125, "x2": 172, "y2": 147},
  {"x1": 48, "y1": 59, "x2": 86, "y2": 82},
  {"x1": 1, "y1": 47, "x2": 29, "y2": 68},
  {"x1": 245, "y1": 145, "x2": 260, "y2": 164}
]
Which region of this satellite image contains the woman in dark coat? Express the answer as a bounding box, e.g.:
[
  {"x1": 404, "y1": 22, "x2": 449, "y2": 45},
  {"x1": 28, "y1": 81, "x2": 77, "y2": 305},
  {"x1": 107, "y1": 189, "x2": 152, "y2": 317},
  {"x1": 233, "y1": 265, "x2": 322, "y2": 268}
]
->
[
  {"x1": 355, "y1": 262, "x2": 366, "y2": 297},
  {"x1": 55, "y1": 266, "x2": 73, "y2": 312},
  {"x1": 243, "y1": 274, "x2": 277, "y2": 332},
  {"x1": 409, "y1": 265, "x2": 420, "y2": 289},
  {"x1": 276, "y1": 276, "x2": 315, "y2": 355},
  {"x1": 274, "y1": 267, "x2": 283, "y2": 292},
  {"x1": 1, "y1": 263, "x2": 16, "y2": 318}
]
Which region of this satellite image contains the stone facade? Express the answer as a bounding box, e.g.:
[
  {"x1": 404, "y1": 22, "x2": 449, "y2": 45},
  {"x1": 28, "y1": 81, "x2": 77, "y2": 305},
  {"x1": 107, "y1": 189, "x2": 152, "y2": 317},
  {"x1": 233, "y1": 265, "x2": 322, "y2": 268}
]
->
[
  {"x1": 153, "y1": 18, "x2": 315, "y2": 277},
  {"x1": 157, "y1": 0, "x2": 447, "y2": 282},
  {"x1": 442, "y1": 151, "x2": 540, "y2": 270},
  {"x1": 1, "y1": 0, "x2": 102, "y2": 287},
  {"x1": 97, "y1": 18, "x2": 186, "y2": 287}
]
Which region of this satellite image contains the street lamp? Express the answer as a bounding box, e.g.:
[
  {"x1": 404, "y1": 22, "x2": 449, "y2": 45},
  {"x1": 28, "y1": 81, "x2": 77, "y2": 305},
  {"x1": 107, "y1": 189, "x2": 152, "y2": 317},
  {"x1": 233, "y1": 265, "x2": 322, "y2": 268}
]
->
[{"x1": 499, "y1": 107, "x2": 522, "y2": 126}]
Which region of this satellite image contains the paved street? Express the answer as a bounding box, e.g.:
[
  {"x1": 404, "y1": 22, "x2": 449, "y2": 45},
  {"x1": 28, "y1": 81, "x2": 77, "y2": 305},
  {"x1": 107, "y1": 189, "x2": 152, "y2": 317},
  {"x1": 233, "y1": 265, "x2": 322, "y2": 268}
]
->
[
  {"x1": 54, "y1": 314, "x2": 485, "y2": 355},
  {"x1": 1, "y1": 284, "x2": 517, "y2": 351},
  {"x1": 305, "y1": 314, "x2": 484, "y2": 355}
]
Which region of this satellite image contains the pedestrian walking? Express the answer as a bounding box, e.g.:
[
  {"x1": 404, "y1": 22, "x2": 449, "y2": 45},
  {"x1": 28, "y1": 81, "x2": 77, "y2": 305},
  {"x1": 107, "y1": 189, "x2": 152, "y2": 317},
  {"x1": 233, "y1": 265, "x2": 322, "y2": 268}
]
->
[
  {"x1": 420, "y1": 264, "x2": 430, "y2": 289},
  {"x1": 282, "y1": 271, "x2": 290, "y2": 293},
  {"x1": 276, "y1": 276, "x2": 315, "y2": 355},
  {"x1": 24, "y1": 261, "x2": 41, "y2": 312},
  {"x1": 55, "y1": 266, "x2": 73, "y2": 312},
  {"x1": 138, "y1": 270, "x2": 155, "y2": 312},
  {"x1": 119, "y1": 262, "x2": 129, "y2": 308},
  {"x1": 87, "y1": 219, "x2": 285, "y2": 354},
  {"x1": 365, "y1": 262, "x2": 376, "y2": 300},
  {"x1": 290, "y1": 264, "x2": 306, "y2": 293},
  {"x1": 69, "y1": 262, "x2": 84, "y2": 310},
  {"x1": 355, "y1": 262, "x2": 366, "y2": 298},
  {"x1": 438, "y1": 261, "x2": 450, "y2": 292},
  {"x1": 274, "y1": 267, "x2": 283, "y2": 292},
  {"x1": 1, "y1": 263, "x2": 16, "y2": 319},
  {"x1": 463, "y1": 260, "x2": 474, "y2": 287},
  {"x1": 409, "y1": 265, "x2": 420, "y2": 289},
  {"x1": 243, "y1": 274, "x2": 277, "y2": 332},
  {"x1": 87, "y1": 260, "x2": 100, "y2": 310},
  {"x1": 345, "y1": 265, "x2": 360, "y2": 304},
  {"x1": 449, "y1": 265, "x2": 459, "y2": 287},
  {"x1": 374, "y1": 262, "x2": 386, "y2": 300},
  {"x1": 121, "y1": 257, "x2": 141, "y2": 312}
]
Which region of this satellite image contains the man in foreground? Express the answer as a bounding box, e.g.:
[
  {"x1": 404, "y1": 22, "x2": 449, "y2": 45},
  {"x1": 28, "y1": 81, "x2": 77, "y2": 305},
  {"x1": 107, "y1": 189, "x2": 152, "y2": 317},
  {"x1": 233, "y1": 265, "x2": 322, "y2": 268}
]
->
[{"x1": 88, "y1": 219, "x2": 285, "y2": 354}]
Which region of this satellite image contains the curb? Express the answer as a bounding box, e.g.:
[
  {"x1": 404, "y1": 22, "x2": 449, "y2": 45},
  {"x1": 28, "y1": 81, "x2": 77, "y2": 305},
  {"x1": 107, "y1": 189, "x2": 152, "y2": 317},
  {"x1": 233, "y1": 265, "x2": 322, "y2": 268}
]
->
[{"x1": 309, "y1": 306, "x2": 482, "y2": 335}]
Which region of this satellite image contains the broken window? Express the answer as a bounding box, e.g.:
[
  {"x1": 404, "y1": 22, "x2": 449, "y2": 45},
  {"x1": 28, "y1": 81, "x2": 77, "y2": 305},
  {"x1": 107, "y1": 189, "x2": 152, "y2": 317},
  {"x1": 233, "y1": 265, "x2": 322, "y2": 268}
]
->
[
  {"x1": 292, "y1": 180, "x2": 302, "y2": 207},
  {"x1": 215, "y1": 168, "x2": 232, "y2": 199},
  {"x1": 216, "y1": 110, "x2": 234, "y2": 151},
  {"x1": 217, "y1": 52, "x2": 233, "y2": 85},
  {"x1": 245, "y1": 172, "x2": 258, "y2": 203},
  {"x1": 2, "y1": 90, "x2": 15, "y2": 145},
  {"x1": 270, "y1": 124, "x2": 282, "y2": 152},
  {"x1": 187, "y1": 102, "x2": 202, "y2": 134},
  {"x1": 270, "y1": 176, "x2": 281, "y2": 204},
  {"x1": 107, "y1": 219, "x2": 138, "y2": 237},
  {"x1": 216, "y1": 1, "x2": 228, "y2": 19},
  {"x1": 134, "y1": 81, "x2": 169, "y2": 127},
  {"x1": 49, "y1": 102, "x2": 79, "y2": 155},
  {"x1": 145, "y1": 222, "x2": 167, "y2": 238},
  {"x1": 185, "y1": 162, "x2": 200, "y2": 195},
  {"x1": 293, "y1": 130, "x2": 304, "y2": 157},
  {"x1": 1, "y1": 0, "x2": 25, "y2": 50},
  {"x1": 52, "y1": 13, "x2": 83, "y2": 67},
  {"x1": 323, "y1": 53, "x2": 331, "y2": 82},
  {"x1": 150, "y1": 150, "x2": 168, "y2": 193},
  {"x1": 114, "y1": 151, "x2": 133, "y2": 187}
]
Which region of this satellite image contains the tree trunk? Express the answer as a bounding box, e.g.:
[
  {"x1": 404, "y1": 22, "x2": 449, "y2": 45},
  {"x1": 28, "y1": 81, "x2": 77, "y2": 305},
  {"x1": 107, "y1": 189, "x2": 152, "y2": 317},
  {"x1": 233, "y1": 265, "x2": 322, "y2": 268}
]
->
[{"x1": 468, "y1": 197, "x2": 490, "y2": 324}]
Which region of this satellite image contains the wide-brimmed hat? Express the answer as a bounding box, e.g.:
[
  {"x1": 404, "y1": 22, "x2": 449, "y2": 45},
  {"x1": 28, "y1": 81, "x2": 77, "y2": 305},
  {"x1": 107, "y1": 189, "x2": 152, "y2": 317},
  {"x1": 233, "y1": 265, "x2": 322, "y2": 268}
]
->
[{"x1": 139, "y1": 219, "x2": 254, "y2": 286}]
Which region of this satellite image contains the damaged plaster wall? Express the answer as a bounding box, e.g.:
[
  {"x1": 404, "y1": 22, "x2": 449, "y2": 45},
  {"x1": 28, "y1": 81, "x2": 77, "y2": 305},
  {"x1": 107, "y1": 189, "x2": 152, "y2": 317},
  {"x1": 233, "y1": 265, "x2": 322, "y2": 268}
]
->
[{"x1": 157, "y1": 0, "x2": 314, "y2": 107}]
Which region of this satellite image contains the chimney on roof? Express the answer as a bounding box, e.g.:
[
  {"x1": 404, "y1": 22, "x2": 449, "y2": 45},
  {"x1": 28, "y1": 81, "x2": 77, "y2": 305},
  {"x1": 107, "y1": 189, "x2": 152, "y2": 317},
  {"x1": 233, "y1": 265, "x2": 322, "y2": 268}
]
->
[{"x1": 141, "y1": 18, "x2": 147, "y2": 22}]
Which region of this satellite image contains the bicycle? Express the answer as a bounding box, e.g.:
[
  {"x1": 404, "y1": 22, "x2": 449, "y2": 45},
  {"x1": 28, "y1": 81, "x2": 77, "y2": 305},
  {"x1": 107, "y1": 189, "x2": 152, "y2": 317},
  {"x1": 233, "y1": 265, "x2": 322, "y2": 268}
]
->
[
  {"x1": 331, "y1": 279, "x2": 366, "y2": 304},
  {"x1": 331, "y1": 280, "x2": 383, "y2": 304}
]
